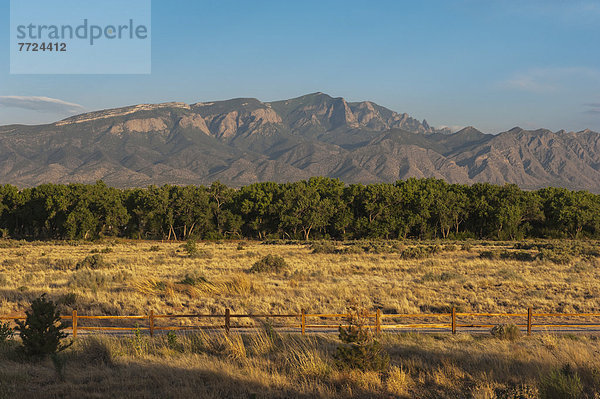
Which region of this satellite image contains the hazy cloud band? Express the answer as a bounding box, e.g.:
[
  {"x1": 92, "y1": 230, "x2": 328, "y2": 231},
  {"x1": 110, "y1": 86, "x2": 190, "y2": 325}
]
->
[{"x1": 0, "y1": 96, "x2": 85, "y2": 113}]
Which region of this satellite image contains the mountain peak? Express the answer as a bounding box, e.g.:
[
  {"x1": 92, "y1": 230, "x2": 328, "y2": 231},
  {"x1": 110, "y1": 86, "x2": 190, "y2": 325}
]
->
[{"x1": 2, "y1": 93, "x2": 599, "y2": 191}]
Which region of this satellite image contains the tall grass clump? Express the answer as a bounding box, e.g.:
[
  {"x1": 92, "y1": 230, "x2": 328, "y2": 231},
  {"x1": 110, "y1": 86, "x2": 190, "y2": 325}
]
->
[{"x1": 539, "y1": 364, "x2": 583, "y2": 399}]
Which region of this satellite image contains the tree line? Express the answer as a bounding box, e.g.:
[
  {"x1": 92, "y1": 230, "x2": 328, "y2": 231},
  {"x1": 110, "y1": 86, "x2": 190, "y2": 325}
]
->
[{"x1": 0, "y1": 178, "x2": 598, "y2": 241}]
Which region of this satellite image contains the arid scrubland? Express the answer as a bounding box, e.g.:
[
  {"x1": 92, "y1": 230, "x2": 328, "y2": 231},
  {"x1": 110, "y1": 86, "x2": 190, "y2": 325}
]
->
[
  {"x1": 1, "y1": 239, "x2": 600, "y2": 398},
  {"x1": 2, "y1": 330, "x2": 600, "y2": 398},
  {"x1": 0, "y1": 239, "x2": 599, "y2": 320}
]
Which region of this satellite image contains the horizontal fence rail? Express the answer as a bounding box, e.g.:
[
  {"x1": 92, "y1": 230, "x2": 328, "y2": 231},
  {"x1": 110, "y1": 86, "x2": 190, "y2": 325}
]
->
[{"x1": 4, "y1": 308, "x2": 600, "y2": 337}]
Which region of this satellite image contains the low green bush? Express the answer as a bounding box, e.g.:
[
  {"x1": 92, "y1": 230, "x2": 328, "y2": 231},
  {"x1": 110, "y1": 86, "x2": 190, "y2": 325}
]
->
[
  {"x1": 490, "y1": 324, "x2": 522, "y2": 341},
  {"x1": 311, "y1": 242, "x2": 338, "y2": 254},
  {"x1": 250, "y1": 255, "x2": 288, "y2": 273},
  {"x1": 76, "y1": 254, "x2": 108, "y2": 270}
]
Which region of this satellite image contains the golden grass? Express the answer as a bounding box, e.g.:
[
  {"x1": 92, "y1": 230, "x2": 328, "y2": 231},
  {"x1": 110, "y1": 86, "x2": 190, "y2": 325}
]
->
[
  {"x1": 0, "y1": 239, "x2": 598, "y2": 320},
  {"x1": 1, "y1": 332, "x2": 600, "y2": 398},
  {"x1": 1, "y1": 239, "x2": 600, "y2": 397}
]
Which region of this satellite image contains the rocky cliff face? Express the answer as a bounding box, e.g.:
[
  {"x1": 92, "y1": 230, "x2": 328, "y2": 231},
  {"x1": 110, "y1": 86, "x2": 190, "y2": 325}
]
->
[{"x1": 0, "y1": 92, "x2": 599, "y2": 191}]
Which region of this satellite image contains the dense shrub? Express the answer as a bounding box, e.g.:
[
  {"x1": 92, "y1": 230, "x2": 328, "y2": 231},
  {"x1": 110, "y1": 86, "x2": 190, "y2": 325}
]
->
[
  {"x1": 539, "y1": 365, "x2": 583, "y2": 399},
  {"x1": 69, "y1": 269, "x2": 130, "y2": 290},
  {"x1": 401, "y1": 246, "x2": 432, "y2": 259},
  {"x1": 480, "y1": 250, "x2": 501, "y2": 260},
  {"x1": 490, "y1": 324, "x2": 522, "y2": 341},
  {"x1": 311, "y1": 242, "x2": 338, "y2": 254},
  {"x1": 76, "y1": 254, "x2": 108, "y2": 270},
  {"x1": 53, "y1": 258, "x2": 75, "y2": 271},
  {"x1": 495, "y1": 384, "x2": 539, "y2": 399},
  {"x1": 500, "y1": 250, "x2": 538, "y2": 262},
  {"x1": 15, "y1": 294, "x2": 72, "y2": 357},
  {"x1": 538, "y1": 248, "x2": 574, "y2": 265},
  {"x1": 69, "y1": 270, "x2": 109, "y2": 290},
  {"x1": 250, "y1": 255, "x2": 288, "y2": 273}
]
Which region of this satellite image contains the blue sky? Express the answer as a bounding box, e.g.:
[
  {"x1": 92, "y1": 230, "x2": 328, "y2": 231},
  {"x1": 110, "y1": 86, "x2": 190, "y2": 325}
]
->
[{"x1": 1, "y1": 0, "x2": 600, "y2": 133}]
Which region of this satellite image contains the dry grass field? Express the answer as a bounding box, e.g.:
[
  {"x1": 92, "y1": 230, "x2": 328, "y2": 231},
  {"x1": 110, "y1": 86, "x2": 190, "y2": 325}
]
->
[
  {"x1": 1, "y1": 239, "x2": 600, "y2": 398},
  {"x1": 2, "y1": 330, "x2": 600, "y2": 398},
  {"x1": 0, "y1": 239, "x2": 599, "y2": 318}
]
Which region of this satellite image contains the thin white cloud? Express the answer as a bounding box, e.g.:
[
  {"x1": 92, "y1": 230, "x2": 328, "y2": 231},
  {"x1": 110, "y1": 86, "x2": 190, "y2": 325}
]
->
[
  {"x1": 0, "y1": 96, "x2": 85, "y2": 114},
  {"x1": 501, "y1": 67, "x2": 600, "y2": 93}
]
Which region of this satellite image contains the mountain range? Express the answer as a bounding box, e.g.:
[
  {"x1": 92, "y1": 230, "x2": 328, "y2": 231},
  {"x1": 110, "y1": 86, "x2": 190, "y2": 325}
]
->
[{"x1": 1, "y1": 92, "x2": 600, "y2": 192}]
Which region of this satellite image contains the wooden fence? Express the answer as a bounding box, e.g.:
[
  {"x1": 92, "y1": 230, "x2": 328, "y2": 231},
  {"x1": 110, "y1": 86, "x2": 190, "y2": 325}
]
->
[{"x1": 3, "y1": 308, "x2": 600, "y2": 337}]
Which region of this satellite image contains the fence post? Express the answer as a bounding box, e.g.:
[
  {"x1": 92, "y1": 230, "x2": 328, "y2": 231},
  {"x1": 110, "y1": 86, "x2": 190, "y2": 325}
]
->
[
  {"x1": 225, "y1": 308, "x2": 231, "y2": 335},
  {"x1": 451, "y1": 307, "x2": 456, "y2": 335},
  {"x1": 376, "y1": 309, "x2": 381, "y2": 336},
  {"x1": 72, "y1": 309, "x2": 77, "y2": 339},
  {"x1": 149, "y1": 310, "x2": 155, "y2": 338},
  {"x1": 527, "y1": 307, "x2": 532, "y2": 336},
  {"x1": 301, "y1": 309, "x2": 306, "y2": 336}
]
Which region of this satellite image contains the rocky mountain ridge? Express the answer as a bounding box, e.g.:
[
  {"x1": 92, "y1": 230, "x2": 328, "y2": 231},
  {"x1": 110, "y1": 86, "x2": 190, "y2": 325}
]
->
[{"x1": 0, "y1": 92, "x2": 599, "y2": 192}]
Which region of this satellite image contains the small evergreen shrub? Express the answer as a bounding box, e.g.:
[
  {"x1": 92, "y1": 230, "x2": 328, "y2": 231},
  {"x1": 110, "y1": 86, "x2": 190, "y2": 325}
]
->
[
  {"x1": 15, "y1": 294, "x2": 72, "y2": 357},
  {"x1": 539, "y1": 365, "x2": 583, "y2": 399},
  {"x1": 166, "y1": 332, "x2": 183, "y2": 352},
  {"x1": 250, "y1": 255, "x2": 288, "y2": 273},
  {"x1": 184, "y1": 240, "x2": 199, "y2": 257},
  {"x1": 334, "y1": 308, "x2": 389, "y2": 372},
  {"x1": 490, "y1": 324, "x2": 522, "y2": 341}
]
